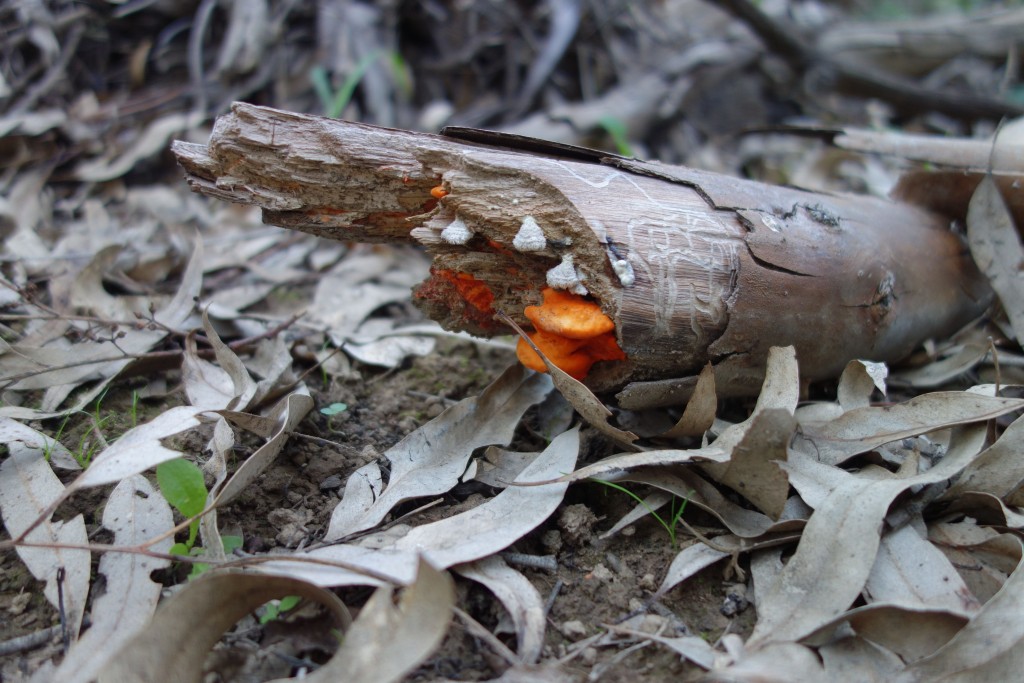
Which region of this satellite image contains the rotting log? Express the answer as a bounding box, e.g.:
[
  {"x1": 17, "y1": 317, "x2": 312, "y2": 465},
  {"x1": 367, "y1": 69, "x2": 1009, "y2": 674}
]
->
[{"x1": 171, "y1": 103, "x2": 992, "y2": 406}]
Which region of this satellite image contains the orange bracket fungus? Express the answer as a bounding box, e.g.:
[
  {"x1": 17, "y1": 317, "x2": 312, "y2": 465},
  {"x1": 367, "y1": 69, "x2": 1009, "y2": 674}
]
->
[{"x1": 515, "y1": 288, "x2": 626, "y2": 380}]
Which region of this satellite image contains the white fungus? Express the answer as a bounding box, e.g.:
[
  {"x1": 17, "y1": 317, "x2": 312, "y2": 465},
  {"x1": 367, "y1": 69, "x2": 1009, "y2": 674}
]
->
[
  {"x1": 512, "y1": 215, "x2": 547, "y2": 252},
  {"x1": 440, "y1": 216, "x2": 473, "y2": 245},
  {"x1": 612, "y1": 258, "x2": 635, "y2": 287},
  {"x1": 546, "y1": 254, "x2": 588, "y2": 295}
]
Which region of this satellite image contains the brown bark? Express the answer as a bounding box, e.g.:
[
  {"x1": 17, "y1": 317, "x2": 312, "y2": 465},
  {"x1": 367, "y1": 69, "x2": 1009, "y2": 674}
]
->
[{"x1": 172, "y1": 103, "x2": 992, "y2": 404}]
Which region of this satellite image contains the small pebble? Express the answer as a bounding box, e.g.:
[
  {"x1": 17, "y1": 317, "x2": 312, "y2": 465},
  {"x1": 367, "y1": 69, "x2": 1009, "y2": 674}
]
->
[
  {"x1": 319, "y1": 474, "x2": 343, "y2": 491},
  {"x1": 562, "y1": 620, "x2": 588, "y2": 640}
]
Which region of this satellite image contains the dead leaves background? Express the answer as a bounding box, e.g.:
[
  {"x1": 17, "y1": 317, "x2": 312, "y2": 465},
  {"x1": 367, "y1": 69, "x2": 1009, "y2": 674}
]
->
[{"x1": 3, "y1": 2, "x2": 1024, "y2": 681}]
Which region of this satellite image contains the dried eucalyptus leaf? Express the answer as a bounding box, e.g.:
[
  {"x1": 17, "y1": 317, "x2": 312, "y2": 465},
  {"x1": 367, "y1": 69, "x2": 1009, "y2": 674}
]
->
[
  {"x1": 325, "y1": 364, "x2": 552, "y2": 540},
  {"x1": 212, "y1": 388, "x2": 313, "y2": 508},
  {"x1": 967, "y1": 175, "x2": 1024, "y2": 343},
  {"x1": 256, "y1": 427, "x2": 579, "y2": 587},
  {"x1": 837, "y1": 359, "x2": 888, "y2": 411},
  {"x1": 0, "y1": 440, "x2": 89, "y2": 638},
  {"x1": 801, "y1": 392, "x2": 1024, "y2": 466},
  {"x1": 320, "y1": 559, "x2": 453, "y2": 683},
  {"x1": 70, "y1": 406, "x2": 206, "y2": 490},
  {"x1": 661, "y1": 362, "x2": 716, "y2": 438},
  {"x1": 894, "y1": 540, "x2": 1024, "y2": 682},
  {"x1": 456, "y1": 555, "x2": 545, "y2": 665},
  {"x1": 99, "y1": 571, "x2": 351, "y2": 683},
  {"x1": 54, "y1": 476, "x2": 173, "y2": 683}
]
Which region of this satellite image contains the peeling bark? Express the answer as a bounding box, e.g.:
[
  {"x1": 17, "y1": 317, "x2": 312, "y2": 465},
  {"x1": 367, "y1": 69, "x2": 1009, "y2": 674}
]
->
[{"x1": 172, "y1": 103, "x2": 992, "y2": 404}]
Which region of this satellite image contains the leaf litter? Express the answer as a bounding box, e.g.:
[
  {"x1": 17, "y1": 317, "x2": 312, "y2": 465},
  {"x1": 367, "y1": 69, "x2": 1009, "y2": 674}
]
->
[{"x1": 4, "y1": 3, "x2": 1024, "y2": 682}]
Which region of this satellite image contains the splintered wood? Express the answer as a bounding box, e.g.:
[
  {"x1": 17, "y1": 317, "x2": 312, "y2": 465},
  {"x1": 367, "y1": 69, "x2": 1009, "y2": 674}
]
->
[{"x1": 172, "y1": 103, "x2": 992, "y2": 404}]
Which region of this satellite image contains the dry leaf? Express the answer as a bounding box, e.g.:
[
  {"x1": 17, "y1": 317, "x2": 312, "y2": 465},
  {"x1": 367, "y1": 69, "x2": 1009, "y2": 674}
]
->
[
  {"x1": 455, "y1": 555, "x2": 545, "y2": 665},
  {"x1": 0, "y1": 416, "x2": 79, "y2": 470},
  {"x1": 502, "y1": 315, "x2": 637, "y2": 449},
  {"x1": 837, "y1": 359, "x2": 888, "y2": 411},
  {"x1": 749, "y1": 428, "x2": 997, "y2": 648},
  {"x1": 181, "y1": 309, "x2": 258, "y2": 411},
  {"x1": 701, "y1": 408, "x2": 795, "y2": 519},
  {"x1": 865, "y1": 523, "x2": 981, "y2": 617},
  {"x1": 98, "y1": 571, "x2": 352, "y2": 683},
  {"x1": 472, "y1": 446, "x2": 543, "y2": 489},
  {"x1": 325, "y1": 365, "x2": 552, "y2": 540},
  {"x1": 199, "y1": 417, "x2": 235, "y2": 564},
  {"x1": 661, "y1": 362, "x2": 717, "y2": 438},
  {"x1": 657, "y1": 542, "x2": 731, "y2": 598},
  {"x1": 620, "y1": 468, "x2": 783, "y2": 539},
  {"x1": 707, "y1": 345, "x2": 800, "y2": 455},
  {"x1": 891, "y1": 344, "x2": 988, "y2": 389},
  {"x1": 212, "y1": 388, "x2": 313, "y2": 507},
  {"x1": 256, "y1": 427, "x2": 579, "y2": 587},
  {"x1": 342, "y1": 319, "x2": 437, "y2": 368},
  {"x1": 929, "y1": 522, "x2": 1020, "y2": 604},
  {"x1": 321, "y1": 558, "x2": 454, "y2": 683},
  {"x1": 600, "y1": 489, "x2": 673, "y2": 540},
  {"x1": 945, "y1": 412, "x2": 1024, "y2": 500},
  {"x1": 0, "y1": 233, "x2": 202, "y2": 416},
  {"x1": 73, "y1": 111, "x2": 205, "y2": 182},
  {"x1": 54, "y1": 475, "x2": 174, "y2": 683},
  {"x1": 806, "y1": 603, "x2": 968, "y2": 664},
  {"x1": 548, "y1": 443, "x2": 728, "y2": 484},
  {"x1": 819, "y1": 636, "x2": 905, "y2": 683},
  {"x1": 69, "y1": 406, "x2": 207, "y2": 490},
  {"x1": 800, "y1": 392, "x2": 1024, "y2": 466},
  {"x1": 0, "y1": 441, "x2": 89, "y2": 638},
  {"x1": 894, "y1": 540, "x2": 1024, "y2": 682},
  {"x1": 710, "y1": 642, "x2": 824, "y2": 681},
  {"x1": 967, "y1": 175, "x2": 1024, "y2": 342}
]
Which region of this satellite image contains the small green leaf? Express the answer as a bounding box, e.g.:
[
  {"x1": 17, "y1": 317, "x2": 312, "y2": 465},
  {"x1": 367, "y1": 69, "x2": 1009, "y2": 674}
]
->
[
  {"x1": 187, "y1": 562, "x2": 210, "y2": 580},
  {"x1": 320, "y1": 402, "x2": 348, "y2": 417},
  {"x1": 259, "y1": 594, "x2": 303, "y2": 624},
  {"x1": 169, "y1": 542, "x2": 189, "y2": 557},
  {"x1": 156, "y1": 458, "x2": 208, "y2": 519},
  {"x1": 597, "y1": 115, "x2": 633, "y2": 157},
  {"x1": 222, "y1": 535, "x2": 244, "y2": 554}
]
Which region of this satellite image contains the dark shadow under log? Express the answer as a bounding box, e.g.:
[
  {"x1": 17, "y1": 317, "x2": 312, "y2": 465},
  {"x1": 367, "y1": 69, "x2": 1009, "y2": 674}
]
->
[{"x1": 172, "y1": 103, "x2": 992, "y2": 405}]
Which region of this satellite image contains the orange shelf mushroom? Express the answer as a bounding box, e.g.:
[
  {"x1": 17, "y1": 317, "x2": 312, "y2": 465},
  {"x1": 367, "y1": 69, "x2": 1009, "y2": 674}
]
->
[{"x1": 515, "y1": 288, "x2": 626, "y2": 380}]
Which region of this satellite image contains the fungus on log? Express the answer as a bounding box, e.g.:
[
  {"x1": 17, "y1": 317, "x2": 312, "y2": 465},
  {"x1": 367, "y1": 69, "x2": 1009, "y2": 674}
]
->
[{"x1": 171, "y1": 103, "x2": 992, "y2": 406}]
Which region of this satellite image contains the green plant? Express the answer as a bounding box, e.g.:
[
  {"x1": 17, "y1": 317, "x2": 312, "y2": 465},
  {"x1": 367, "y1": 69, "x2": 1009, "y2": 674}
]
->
[
  {"x1": 71, "y1": 415, "x2": 111, "y2": 468},
  {"x1": 597, "y1": 115, "x2": 633, "y2": 157},
  {"x1": 258, "y1": 595, "x2": 302, "y2": 624},
  {"x1": 92, "y1": 386, "x2": 110, "y2": 422},
  {"x1": 129, "y1": 390, "x2": 140, "y2": 428},
  {"x1": 187, "y1": 535, "x2": 243, "y2": 580},
  {"x1": 311, "y1": 51, "x2": 382, "y2": 119},
  {"x1": 157, "y1": 458, "x2": 207, "y2": 556},
  {"x1": 591, "y1": 479, "x2": 691, "y2": 548},
  {"x1": 320, "y1": 402, "x2": 348, "y2": 431},
  {"x1": 156, "y1": 459, "x2": 243, "y2": 579},
  {"x1": 42, "y1": 414, "x2": 71, "y2": 462}
]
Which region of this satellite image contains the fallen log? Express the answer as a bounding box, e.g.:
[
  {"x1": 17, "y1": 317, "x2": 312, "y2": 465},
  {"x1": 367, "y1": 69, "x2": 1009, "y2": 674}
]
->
[{"x1": 171, "y1": 103, "x2": 992, "y2": 406}]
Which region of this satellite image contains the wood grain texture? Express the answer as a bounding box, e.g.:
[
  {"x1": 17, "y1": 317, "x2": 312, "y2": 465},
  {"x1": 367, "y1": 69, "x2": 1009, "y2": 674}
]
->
[{"x1": 172, "y1": 103, "x2": 992, "y2": 402}]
